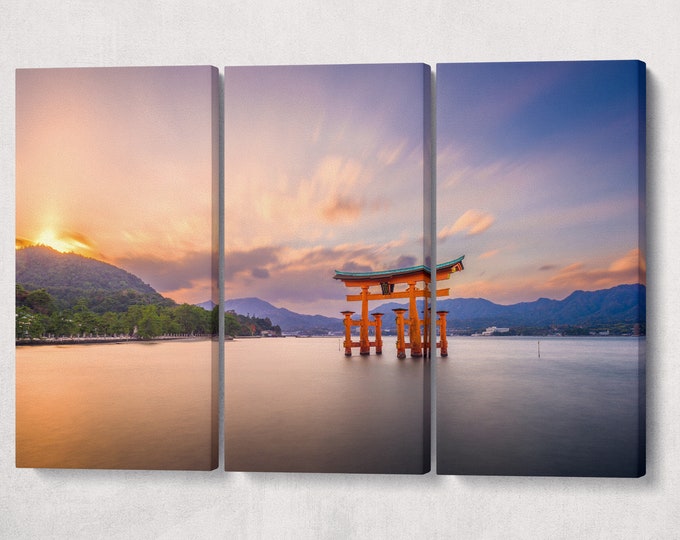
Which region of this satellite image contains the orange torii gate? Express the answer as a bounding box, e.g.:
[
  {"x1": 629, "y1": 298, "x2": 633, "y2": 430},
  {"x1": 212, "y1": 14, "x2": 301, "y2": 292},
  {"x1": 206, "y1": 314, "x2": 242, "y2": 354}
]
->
[{"x1": 333, "y1": 256, "x2": 464, "y2": 358}]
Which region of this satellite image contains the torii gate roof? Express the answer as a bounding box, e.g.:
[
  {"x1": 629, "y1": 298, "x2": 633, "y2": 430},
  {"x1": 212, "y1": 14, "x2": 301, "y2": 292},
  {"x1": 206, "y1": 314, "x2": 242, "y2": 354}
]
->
[{"x1": 333, "y1": 255, "x2": 464, "y2": 284}]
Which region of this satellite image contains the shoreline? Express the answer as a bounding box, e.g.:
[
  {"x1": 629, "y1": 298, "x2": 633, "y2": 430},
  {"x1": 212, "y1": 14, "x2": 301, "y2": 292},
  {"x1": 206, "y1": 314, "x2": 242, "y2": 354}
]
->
[{"x1": 16, "y1": 335, "x2": 216, "y2": 347}]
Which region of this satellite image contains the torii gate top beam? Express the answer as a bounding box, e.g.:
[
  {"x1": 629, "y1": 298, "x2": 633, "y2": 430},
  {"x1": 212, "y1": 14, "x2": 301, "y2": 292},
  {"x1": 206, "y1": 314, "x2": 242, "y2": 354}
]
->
[{"x1": 333, "y1": 256, "x2": 464, "y2": 287}]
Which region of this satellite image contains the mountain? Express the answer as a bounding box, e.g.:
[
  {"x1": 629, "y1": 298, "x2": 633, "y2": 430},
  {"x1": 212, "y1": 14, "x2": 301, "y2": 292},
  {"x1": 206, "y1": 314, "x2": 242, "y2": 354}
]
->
[
  {"x1": 16, "y1": 245, "x2": 173, "y2": 312},
  {"x1": 224, "y1": 297, "x2": 343, "y2": 333},
  {"x1": 196, "y1": 299, "x2": 216, "y2": 311},
  {"x1": 226, "y1": 284, "x2": 644, "y2": 334},
  {"x1": 373, "y1": 284, "x2": 645, "y2": 331}
]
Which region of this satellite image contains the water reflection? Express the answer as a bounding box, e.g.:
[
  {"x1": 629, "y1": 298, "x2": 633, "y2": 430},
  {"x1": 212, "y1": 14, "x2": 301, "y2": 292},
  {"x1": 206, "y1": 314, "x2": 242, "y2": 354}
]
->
[
  {"x1": 437, "y1": 337, "x2": 645, "y2": 477},
  {"x1": 16, "y1": 339, "x2": 216, "y2": 470},
  {"x1": 225, "y1": 336, "x2": 429, "y2": 473}
]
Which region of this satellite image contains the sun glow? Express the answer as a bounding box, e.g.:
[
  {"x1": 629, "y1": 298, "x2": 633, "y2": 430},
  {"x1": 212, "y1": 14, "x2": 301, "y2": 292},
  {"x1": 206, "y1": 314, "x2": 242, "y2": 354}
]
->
[{"x1": 30, "y1": 229, "x2": 95, "y2": 257}]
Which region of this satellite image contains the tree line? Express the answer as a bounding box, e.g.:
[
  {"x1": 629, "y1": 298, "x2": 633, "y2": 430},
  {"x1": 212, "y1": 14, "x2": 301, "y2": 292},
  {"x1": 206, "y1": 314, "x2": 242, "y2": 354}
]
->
[
  {"x1": 224, "y1": 310, "x2": 281, "y2": 338},
  {"x1": 16, "y1": 285, "x2": 215, "y2": 340},
  {"x1": 16, "y1": 285, "x2": 282, "y2": 341}
]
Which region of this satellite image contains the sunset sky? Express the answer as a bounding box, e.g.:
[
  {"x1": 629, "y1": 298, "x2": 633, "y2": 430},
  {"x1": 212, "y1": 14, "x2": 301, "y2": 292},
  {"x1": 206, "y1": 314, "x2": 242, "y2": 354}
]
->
[
  {"x1": 224, "y1": 64, "x2": 430, "y2": 316},
  {"x1": 16, "y1": 66, "x2": 217, "y2": 304},
  {"x1": 225, "y1": 61, "x2": 644, "y2": 317},
  {"x1": 16, "y1": 62, "x2": 643, "y2": 316},
  {"x1": 436, "y1": 61, "x2": 645, "y2": 305}
]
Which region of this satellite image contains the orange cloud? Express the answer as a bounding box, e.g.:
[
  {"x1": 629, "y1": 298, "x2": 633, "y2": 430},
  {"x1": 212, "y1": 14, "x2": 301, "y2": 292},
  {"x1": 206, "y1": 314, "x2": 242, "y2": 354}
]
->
[
  {"x1": 609, "y1": 248, "x2": 645, "y2": 276},
  {"x1": 543, "y1": 249, "x2": 644, "y2": 293},
  {"x1": 451, "y1": 278, "x2": 536, "y2": 304},
  {"x1": 15, "y1": 237, "x2": 33, "y2": 249},
  {"x1": 438, "y1": 209, "x2": 495, "y2": 239},
  {"x1": 22, "y1": 228, "x2": 100, "y2": 258},
  {"x1": 478, "y1": 249, "x2": 500, "y2": 260}
]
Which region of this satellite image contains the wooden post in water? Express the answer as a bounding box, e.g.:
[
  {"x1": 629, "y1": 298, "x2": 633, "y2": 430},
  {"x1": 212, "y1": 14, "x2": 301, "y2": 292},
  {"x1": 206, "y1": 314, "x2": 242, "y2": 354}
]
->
[
  {"x1": 359, "y1": 286, "x2": 370, "y2": 355},
  {"x1": 341, "y1": 311, "x2": 354, "y2": 356},
  {"x1": 393, "y1": 308, "x2": 407, "y2": 359},
  {"x1": 407, "y1": 281, "x2": 422, "y2": 357},
  {"x1": 373, "y1": 313, "x2": 383, "y2": 354},
  {"x1": 437, "y1": 310, "x2": 449, "y2": 357}
]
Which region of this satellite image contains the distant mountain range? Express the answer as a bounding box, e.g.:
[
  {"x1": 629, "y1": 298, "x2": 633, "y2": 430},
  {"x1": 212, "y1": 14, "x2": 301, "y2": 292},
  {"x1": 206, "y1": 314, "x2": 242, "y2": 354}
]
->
[
  {"x1": 196, "y1": 299, "x2": 216, "y2": 311},
  {"x1": 224, "y1": 297, "x2": 344, "y2": 333},
  {"x1": 434, "y1": 284, "x2": 645, "y2": 329},
  {"x1": 225, "y1": 284, "x2": 645, "y2": 333},
  {"x1": 17, "y1": 246, "x2": 644, "y2": 331}
]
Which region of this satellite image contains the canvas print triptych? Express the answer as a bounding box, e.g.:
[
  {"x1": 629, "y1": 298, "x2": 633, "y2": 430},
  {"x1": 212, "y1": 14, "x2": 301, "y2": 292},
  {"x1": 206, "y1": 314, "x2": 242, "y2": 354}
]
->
[{"x1": 15, "y1": 60, "x2": 646, "y2": 476}]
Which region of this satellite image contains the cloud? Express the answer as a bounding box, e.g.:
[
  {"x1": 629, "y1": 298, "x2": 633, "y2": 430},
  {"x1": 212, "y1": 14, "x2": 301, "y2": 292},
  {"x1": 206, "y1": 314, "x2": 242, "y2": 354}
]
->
[
  {"x1": 225, "y1": 246, "x2": 280, "y2": 281},
  {"x1": 479, "y1": 249, "x2": 499, "y2": 260},
  {"x1": 15, "y1": 237, "x2": 33, "y2": 249},
  {"x1": 609, "y1": 248, "x2": 643, "y2": 274},
  {"x1": 337, "y1": 261, "x2": 373, "y2": 273},
  {"x1": 377, "y1": 139, "x2": 408, "y2": 166},
  {"x1": 542, "y1": 249, "x2": 644, "y2": 293},
  {"x1": 392, "y1": 255, "x2": 417, "y2": 269},
  {"x1": 251, "y1": 268, "x2": 270, "y2": 279},
  {"x1": 114, "y1": 250, "x2": 214, "y2": 297},
  {"x1": 438, "y1": 209, "x2": 495, "y2": 240},
  {"x1": 224, "y1": 242, "x2": 423, "y2": 315},
  {"x1": 322, "y1": 194, "x2": 363, "y2": 222},
  {"x1": 451, "y1": 278, "x2": 533, "y2": 304},
  {"x1": 22, "y1": 228, "x2": 101, "y2": 258}
]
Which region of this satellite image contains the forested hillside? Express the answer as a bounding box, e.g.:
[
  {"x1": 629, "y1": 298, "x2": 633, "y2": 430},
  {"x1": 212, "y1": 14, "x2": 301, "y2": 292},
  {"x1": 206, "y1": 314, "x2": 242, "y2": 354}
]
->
[
  {"x1": 16, "y1": 246, "x2": 214, "y2": 340},
  {"x1": 16, "y1": 246, "x2": 172, "y2": 312}
]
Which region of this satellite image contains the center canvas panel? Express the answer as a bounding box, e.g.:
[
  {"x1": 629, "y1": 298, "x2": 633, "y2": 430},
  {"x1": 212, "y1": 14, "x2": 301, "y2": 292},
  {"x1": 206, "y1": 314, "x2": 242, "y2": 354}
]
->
[{"x1": 224, "y1": 64, "x2": 432, "y2": 473}]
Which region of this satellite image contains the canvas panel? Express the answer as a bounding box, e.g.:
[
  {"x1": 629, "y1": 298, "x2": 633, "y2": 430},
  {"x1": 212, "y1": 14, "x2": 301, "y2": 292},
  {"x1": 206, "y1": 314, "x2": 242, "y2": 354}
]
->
[
  {"x1": 15, "y1": 66, "x2": 220, "y2": 470},
  {"x1": 435, "y1": 60, "x2": 646, "y2": 477},
  {"x1": 224, "y1": 63, "x2": 432, "y2": 473}
]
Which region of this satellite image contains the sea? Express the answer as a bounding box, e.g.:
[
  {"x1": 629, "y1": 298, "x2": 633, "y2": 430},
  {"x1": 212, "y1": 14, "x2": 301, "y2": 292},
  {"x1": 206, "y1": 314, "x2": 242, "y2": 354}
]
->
[
  {"x1": 16, "y1": 335, "x2": 644, "y2": 476},
  {"x1": 437, "y1": 336, "x2": 645, "y2": 477},
  {"x1": 225, "y1": 336, "x2": 429, "y2": 473},
  {"x1": 15, "y1": 339, "x2": 216, "y2": 470}
]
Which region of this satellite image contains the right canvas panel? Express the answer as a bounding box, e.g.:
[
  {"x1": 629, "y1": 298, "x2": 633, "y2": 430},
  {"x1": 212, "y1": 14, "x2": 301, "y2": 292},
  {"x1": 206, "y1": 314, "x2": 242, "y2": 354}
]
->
[{"x1": 435, "y1": 61, "x2": 646, "y2": 477}]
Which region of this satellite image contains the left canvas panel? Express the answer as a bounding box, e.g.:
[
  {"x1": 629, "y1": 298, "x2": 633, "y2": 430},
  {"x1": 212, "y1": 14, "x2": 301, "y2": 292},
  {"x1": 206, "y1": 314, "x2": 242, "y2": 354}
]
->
[{"x1": 15, "y1": 66, "x2": 220, "y2": 470}]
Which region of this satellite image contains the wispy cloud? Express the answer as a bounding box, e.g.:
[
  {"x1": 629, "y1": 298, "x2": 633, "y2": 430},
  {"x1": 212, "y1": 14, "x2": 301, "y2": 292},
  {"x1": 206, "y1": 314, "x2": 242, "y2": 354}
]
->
[
  {"x1": 478, "y1": 249, "x2": 500, "y2": 260},
  {"x1": 439, "y1": 209, "x2": 495, "y2": 240},
  {"x1": 542, "y1": 248, "x2": 643, "y2": 293}
]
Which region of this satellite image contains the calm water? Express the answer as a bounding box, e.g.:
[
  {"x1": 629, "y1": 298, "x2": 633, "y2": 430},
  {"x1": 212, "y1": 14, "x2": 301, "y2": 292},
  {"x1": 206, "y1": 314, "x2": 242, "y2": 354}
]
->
[
  {"x1": 225, "y1": 336, "x2": 430, "y2": 473},
  {"x1": 437, "y1": 336, "x2": 645, "y2": 477},
  {"x1": 16, "y1": 339, "x2": 216, "y2": 470},
  {"x1": 16, "y1": 335, "x2": 643, "y2": 476}
]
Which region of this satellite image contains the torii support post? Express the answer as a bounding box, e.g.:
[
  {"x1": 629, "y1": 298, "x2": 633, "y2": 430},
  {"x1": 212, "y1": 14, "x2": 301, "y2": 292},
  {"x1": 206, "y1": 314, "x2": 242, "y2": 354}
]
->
[
  {"x1": 407, "y1": 281, "x2": 422, "y2": 357},
  {"x1": 359, "y1": 286, "x2": 370, "y2": 355},
  {"x1": 437, "y1": 310, "x2": 449, "y2": 357},
  {"x1": 341, "y1": 311, "x2": 355, "y2": 356},
  {"x1": 393, "y1": 308, "x2": 408, "y2": 359},
  {"x1": 373, "y1": 313, "x2": 384, "y2": 354}
]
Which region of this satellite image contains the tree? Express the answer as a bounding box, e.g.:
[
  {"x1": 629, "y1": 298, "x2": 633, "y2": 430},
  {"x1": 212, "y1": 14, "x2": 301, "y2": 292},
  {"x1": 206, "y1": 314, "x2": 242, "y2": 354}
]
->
[
  {"x1": 137, "y1": 305, "x2": 162, "y2": 339},
  {"x1": 47, "y1": 310, "x2": 77, "y2": 337},
  {"x1": 16, "y1": 306, "x2": 45, "y2": 339},
  {"x1": 24, "y1": 288, "x2": 56, "y2": 315},
  {"x1": 224, "y1": 311, "x2": 241, "y2": 337}
]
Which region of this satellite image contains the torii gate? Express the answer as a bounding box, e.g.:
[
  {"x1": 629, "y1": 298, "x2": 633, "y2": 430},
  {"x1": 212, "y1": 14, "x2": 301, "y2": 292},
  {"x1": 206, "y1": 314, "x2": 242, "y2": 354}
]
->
[{"x1": 333, "y1": 256, "x2": 464, "y2": 358}]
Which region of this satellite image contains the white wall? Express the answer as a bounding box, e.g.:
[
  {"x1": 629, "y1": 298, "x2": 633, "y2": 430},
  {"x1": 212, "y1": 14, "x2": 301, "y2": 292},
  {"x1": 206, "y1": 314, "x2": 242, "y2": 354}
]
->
[{"x1": 1, "y1": 2, "x2": 678, "y2": 538}]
